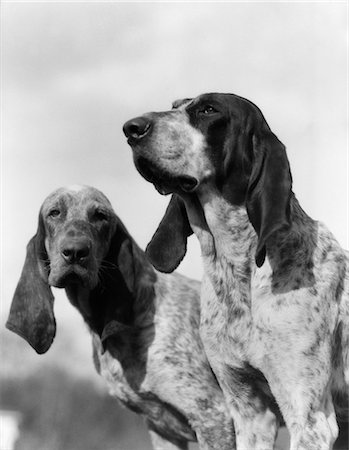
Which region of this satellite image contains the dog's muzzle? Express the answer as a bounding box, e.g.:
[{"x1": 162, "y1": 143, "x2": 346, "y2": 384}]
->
[
  {"x1": 124, "y1": 115, "x2": 199, "y2": 194},
  {"x1": 134, "y1": 156, "x2": 199, "y2": 195}
]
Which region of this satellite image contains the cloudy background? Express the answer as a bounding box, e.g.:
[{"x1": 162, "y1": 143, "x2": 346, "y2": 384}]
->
[{"x1": 1, "y1": 1, "x2": 347, "y2": 448}]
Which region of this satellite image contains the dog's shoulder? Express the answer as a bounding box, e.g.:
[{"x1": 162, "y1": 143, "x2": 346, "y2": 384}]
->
[
  {"x1": 153, "y1": 271, "x2": 201, "y2": 322},
  {"x1": 312, "y1": 221, "x2": 347, "y2": 295},
  {"x1": 91, "y1": 333, "x2": 196, "y2": 442},
  {"x1": 148, "y1": 271, "x2": 204, "y2": 363}
]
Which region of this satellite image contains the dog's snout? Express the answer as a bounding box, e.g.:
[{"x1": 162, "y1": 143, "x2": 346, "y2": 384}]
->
[
  {"x1": 61, "y1": 240, "x2": 90, "y2": 265},
  {"x1": 123, "y1": 116, "x2": 152, "y2": 140}
]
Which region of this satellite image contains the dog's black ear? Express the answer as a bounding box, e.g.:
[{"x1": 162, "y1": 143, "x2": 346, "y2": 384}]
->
[
  {"x1": 99, "y1": 220, "x2": 156, "y2": 348},
  {"x1": 246, "y1": 131, "x2": 292, "y2": 267},
  {"x1": 104, "y1": 219, "x2": 156, "y2": 295},
  {"x1": 6, "y1": 214, "x2": 55, "y2": 354},
  {"x1": 116, "y1": 237, "x2": 136, "y2": 294},
  {"x1": 146, "y1": 195, "x2": 193, "y2": 273}
]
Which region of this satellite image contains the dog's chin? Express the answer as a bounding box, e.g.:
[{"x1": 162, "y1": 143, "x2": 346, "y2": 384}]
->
[
  {"x1": 154, "y1": 183, "x2": 173, "y2": 196},
  {"x1": 49, "y1": 268, "x2": 94, "y2": 290},
  {"x1": 154, "y1": 177, "x2": 199, "y2": 196}
]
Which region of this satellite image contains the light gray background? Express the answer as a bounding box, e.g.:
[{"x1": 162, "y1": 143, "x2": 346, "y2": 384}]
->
[{"x1": 1, "y1": 1, "x2": 347, "y2": 448}]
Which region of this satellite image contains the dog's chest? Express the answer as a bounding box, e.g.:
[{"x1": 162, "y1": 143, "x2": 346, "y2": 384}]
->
[
  {"x1": 91, "y1": 273, "x2": 207, "y2": 431},
  {"x1": 97, "y1": 345, "x2": 142, "y2": 411},
  {"x1": 95, "y1": 336, "x2": 184, "y2": 421},
  {"x1": 199, "y1": 257, "x2": 255, "y2": 364},
  {"x1": 197, "y1": 197, "x2": 283, "y2": 366},
  {"x1": 200, "y1": 258, "x2": 292, "y2": 372},
  {"x1": 93, "y1": 331, "x2": 197, "y2": 442},
  {"x1": 197, "y1": 200, "x2": 254, "y2": 351}
]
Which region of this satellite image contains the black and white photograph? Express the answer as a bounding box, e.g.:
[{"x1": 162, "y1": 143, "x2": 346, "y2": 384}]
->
[{"x1": 1, "y1": 1, "x2": 348, "y2": 449}]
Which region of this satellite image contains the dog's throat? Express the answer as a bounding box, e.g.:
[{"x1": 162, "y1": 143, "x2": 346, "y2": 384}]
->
[
  {"x1": 197, "y1": 193, "x2": 256, "y2": 260},
  {"x1": 65, "y1": 285, "x2": 91, "y2": 318}
]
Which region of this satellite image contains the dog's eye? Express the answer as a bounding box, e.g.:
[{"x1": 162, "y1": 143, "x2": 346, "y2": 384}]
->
[
  {"x1": 48, "y1": 209, "x2": 60, "y2": 218},
  {"x1": 93, "y1": 211, "x2": 108, "y2": 222},
  {"x1": 199, "y1": 105, "x2": 217, "y2": 115}
]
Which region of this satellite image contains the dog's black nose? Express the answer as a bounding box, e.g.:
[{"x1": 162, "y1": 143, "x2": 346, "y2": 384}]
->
[
  {"x1": 123, "y1": 116, "x2": 152, "y2": 140},
  {"x1": 61, "y1": 241, "x2": 90, "y2": 264}
]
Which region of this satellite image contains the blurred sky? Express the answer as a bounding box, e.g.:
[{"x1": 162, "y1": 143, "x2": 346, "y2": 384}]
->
[{"x1": 1, "y1": 2, "x2": 347, "y2": 363}]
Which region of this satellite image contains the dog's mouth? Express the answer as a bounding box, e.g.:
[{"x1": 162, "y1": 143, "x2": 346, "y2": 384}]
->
[
  {"x1": 135, "y1": 156, "x2": 199, "y2": 195},
  {"x1": 177, "y1": 175, "x2": 199, "y2": 193},
  {"x1": 49, "y1": 266, "x2": 91, "y2": 289}
]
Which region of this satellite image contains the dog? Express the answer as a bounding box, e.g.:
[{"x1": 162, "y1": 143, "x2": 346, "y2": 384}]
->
[
  {"x1": 6, "y1": 185, "x2": 236, "y2": 450},
  {"x1": 123, "y1": 93, "x2": 349, "y2": 450}
]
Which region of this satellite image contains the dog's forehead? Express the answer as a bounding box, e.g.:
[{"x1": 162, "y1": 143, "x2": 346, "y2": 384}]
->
[
  {"x1": 66, "y1": 184, "x2": 85, "y2": 193},
  {"x1": 190, "y1": 93, "x2": 265, "y2": 124},
  {"x1": 171, "y1": 93, "x2": 247, "y2": 114},
  {"x1": 42, "y1": 185, "x2": 113, "y2": 210},
  {"x1": 194, "y1": 92, "x2": 236, "y2": 107},
  {"x1": 171, "y1": 93, "x2": 239, "y2": 115}
]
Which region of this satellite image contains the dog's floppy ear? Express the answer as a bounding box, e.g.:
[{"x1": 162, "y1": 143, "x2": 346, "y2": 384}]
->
[
  {"x1": 6, "y1": 213, "x2": 55, "y2": 354},
  {"x1": 98, "y1": 219, "x2": 156, "y2": 348},
  {"x1": 104, "y1": 219, "x2": 156, "y2": 295},
  {"x1": 146, "y1": 195, "x2": 193, "y2": 273},
  {"x1": 116, "y1": 237, "x2": 136, "y2": 294},
  {"x1": 246, "y1": 130, "x2": 292, "y2": 267}
]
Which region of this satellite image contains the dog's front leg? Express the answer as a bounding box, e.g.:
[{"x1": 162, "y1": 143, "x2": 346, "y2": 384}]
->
[
  {"x1": 199, "y1": 279, "x2": 279, "y2": 450},
  {"x1": 207, "y1": 360, "x2": 279, "y2": 450}
]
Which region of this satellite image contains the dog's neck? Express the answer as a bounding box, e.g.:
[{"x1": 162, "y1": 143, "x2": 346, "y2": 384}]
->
[
  {"x1": 185, "y1": 185, "x2": 316, "y2": 303},
  {"x1": 183, "y1": 186, "x2": 255, "y2": 310},
  {"x1": 266, "y1": 196, "x2": 318, "y2": 292},
  {"x1": 65, "y1": 240, "x2": 157, "y2": 339},
  {"x1": 185, "y1": 185, "x2": 256, "y2": 265}
]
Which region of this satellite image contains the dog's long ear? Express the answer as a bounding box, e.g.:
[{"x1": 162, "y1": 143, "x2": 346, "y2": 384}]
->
[
  {"x1": 146, "y1": 195, "x2": 193, "y2": 273},
  {"x1": 103, "y1": 219, "x2": 156, "y2": 295},
  {"x1": 116, "y1": 237, "x2": 136, "y2": 294},
  {"x1": 6, "y1": 214, "x2": 55, "y2": 354},
  {"x1": 246, "y1": 130, "x2": 292, "y2": 267},
  {"x1": 99, "y1": 219, "x2": 156, "y2": 346}
]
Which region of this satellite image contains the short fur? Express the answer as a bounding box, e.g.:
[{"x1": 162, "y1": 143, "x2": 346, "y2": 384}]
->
[
  {"x1": 6, "y1": 185, "x2": 235, "y2": 450},
  {"x1": 124, "y1": 93, "x2": 349, "y2": 450}
]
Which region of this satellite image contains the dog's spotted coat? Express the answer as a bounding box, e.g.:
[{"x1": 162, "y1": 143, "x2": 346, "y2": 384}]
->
[
  {"x1": 124, "y1": 93, "x2": 349, "y2": 450},
  {"x1": 6, "y1": 186, "x2": 235, "y2": 450}
]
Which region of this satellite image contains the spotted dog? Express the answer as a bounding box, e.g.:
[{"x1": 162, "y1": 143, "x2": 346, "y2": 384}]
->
[
  {"x1": 124, "y1": 94, "x2": 349, "y2": 450},
  {"x1": 6, "y1": 185, "x2": 235, "y2": 450}
]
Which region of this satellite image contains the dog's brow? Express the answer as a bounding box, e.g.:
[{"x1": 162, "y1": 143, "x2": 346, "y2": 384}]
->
[
  {"x1": 172, "y1": 98, "x2": 193, "y2": 110},
  {"x1": 43, "y1": 193, "x2": 65, "y2": 211}
]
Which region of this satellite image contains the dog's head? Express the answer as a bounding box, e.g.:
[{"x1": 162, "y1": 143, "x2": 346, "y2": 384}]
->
[
  {"x1": 124, "y1": 93, "x2": 292, "y2": 271},
  {"x1": 6, "y1": 186, "x2": 140, "y2": 353}
]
